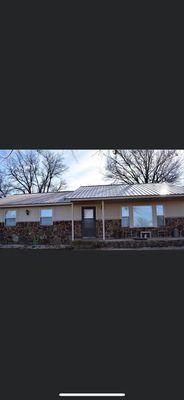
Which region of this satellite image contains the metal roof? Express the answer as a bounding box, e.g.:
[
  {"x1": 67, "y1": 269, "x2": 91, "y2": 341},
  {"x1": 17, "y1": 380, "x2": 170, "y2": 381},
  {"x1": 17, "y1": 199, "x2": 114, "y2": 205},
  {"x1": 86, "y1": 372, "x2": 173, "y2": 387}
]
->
[
  {"x1": 68, "y1": 183, "x2": 184, "y2": 200},
  {"x1": 0, "y1": 191, "x2": 73, "y2": 207},
  {"x1": 1, "y1": 184, "x2": 184, "y2": 208}
]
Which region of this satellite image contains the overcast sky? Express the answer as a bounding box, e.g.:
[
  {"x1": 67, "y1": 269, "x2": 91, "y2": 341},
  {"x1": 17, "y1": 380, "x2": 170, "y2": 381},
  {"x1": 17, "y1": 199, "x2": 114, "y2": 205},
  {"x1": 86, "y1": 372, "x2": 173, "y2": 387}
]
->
[
  {"x1": 60, "y1": 149, "x2": 184, "y2": 188},
  {"x1": 1, "y1": 149, "x2": 184, "y2": 190},
  {"x1": 0, "y1": 149, "x2": 108, "y2": 190},
  {"x1": 62, "y1": 150, "x2": 108, "y2": 189}
]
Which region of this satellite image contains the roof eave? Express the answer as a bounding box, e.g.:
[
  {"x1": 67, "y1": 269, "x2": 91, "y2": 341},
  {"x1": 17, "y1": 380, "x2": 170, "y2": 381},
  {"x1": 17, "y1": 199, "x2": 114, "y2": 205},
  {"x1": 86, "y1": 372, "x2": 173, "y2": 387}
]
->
[
  {"x1": 68, "y1": 194, "x2": 184, "y2": 202},
  {"x1": 0, "y1": 202, "x2": 72, "y2": 208}
]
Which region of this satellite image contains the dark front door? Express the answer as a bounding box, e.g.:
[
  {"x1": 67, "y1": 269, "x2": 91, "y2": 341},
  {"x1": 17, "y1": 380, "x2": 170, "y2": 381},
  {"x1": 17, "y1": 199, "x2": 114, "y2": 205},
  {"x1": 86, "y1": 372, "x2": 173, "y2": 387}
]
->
[{"x1": 82, "y1": 207, "x2": 96, "y2": 238}]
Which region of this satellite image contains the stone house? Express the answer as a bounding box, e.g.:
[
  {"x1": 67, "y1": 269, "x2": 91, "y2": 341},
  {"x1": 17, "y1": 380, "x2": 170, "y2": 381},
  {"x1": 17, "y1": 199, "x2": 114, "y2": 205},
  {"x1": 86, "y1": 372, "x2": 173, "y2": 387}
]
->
[{"x1": 0, "y1": 183, "x2": 184, "y2": 245}]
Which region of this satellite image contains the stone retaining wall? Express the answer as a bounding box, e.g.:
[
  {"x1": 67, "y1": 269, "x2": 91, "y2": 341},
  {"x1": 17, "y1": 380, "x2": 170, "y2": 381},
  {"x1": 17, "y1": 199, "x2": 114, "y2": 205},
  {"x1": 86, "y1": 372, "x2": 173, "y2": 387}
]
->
[
  {"x1": 102, "y1": 238, "x2": 184, "y2": 249},
  {"x1": 72, "y1": 238, "x2": 184, "y2": 249}
]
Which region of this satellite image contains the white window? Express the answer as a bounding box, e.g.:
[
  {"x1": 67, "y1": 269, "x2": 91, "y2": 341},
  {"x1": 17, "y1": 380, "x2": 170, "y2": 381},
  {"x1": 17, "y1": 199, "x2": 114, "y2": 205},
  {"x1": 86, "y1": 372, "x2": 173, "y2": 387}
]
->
[
  {"x1": 122, "y1": 206, "x2": 130, "y2": 227},
  {"x1": 40, "y1": 209, "x2": 53, "y2": 225},
  {"x1": 5, "y1": 210, "x2": 16, "y2": 226},
  {"x1": 84, "y1": 209, "x2": 94, "y2": 219},
  {"x1": 133, "y1": 205, "x2": 153, "y2": 227},
  {"x1": 156, "y1": 204, "x2": 164, "y2": 227}
]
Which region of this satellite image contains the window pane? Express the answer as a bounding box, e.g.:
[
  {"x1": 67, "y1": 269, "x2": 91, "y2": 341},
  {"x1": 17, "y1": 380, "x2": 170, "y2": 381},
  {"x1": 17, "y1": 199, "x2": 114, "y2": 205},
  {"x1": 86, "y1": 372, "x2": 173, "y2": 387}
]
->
[
  {"x1": 84, "y1": 209, "x2": 94, "y2": 219},
  {"x1": 133, "y1": 206, "x2": 153, "y2": 227},
  {"x1": 122, "y1": 206, "x2": 129, "y2": 217},
  {"x1": 41, "y1": 209, "x2": 52, "y2": 217},
  {"x1": 122, "y1": 216, "x2": 130, "y2": 227},
  {"x1": 5, "y1": 218, "x2": 16, "y2": 226},
  {"x1": 40, "y1": 217, "x2": 52, "y2": 225},
  {"x1": 156, "y1": 205, "x2": 164, "y2": 216},
  {"x1": 157, "y1": 215, "x2": 164, "y2": 227},
  {"x1": 5, "y1": 210, "x2": 16, "y2": 218}
]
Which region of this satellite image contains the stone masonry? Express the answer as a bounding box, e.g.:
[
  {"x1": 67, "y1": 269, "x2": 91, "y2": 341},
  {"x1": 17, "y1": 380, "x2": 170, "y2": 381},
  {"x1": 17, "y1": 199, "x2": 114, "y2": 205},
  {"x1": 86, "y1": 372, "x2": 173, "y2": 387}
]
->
[
  {"x1": 0, "y1": 221, "x2": 72, "y2": 245},
  {"x1": 105, "y1": 217, "x2": 184, "y2": 239},
  {"x1": 0, "y1": 217, "x2": 184, "y2": 245}
]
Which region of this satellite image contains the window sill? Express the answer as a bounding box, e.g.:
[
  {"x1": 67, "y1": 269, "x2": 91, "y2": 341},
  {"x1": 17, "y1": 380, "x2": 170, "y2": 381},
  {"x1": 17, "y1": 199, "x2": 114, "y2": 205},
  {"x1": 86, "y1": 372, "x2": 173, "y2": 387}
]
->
[{"x1": 40, "y1": 224, "x2": 53, "y2": 226}]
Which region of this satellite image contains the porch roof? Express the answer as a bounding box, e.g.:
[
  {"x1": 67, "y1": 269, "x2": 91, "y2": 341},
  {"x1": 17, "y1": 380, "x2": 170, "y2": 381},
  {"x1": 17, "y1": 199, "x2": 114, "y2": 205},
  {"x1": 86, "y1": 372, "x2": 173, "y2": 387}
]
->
[{"x1": 68, "y1": 183, "x2": 184, "y2": 201}]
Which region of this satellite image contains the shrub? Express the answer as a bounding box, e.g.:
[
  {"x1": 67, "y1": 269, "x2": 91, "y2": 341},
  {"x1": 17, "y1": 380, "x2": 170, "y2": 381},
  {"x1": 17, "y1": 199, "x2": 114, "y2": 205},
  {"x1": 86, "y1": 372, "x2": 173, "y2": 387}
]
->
[{"x1": 32, "y1": 234, "x2": 40, "y2": 245}]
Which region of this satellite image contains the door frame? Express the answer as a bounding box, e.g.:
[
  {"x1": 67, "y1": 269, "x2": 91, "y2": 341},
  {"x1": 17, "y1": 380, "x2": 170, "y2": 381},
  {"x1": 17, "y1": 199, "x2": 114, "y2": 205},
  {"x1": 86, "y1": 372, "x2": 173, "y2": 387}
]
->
[{"x1": 81, "y1": 206, "x2": 96, "y2": 238}]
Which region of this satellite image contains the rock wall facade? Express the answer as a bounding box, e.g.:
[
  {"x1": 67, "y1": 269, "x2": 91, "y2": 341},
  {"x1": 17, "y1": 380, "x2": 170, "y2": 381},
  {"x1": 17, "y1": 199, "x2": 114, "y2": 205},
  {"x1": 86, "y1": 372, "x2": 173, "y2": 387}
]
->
[
  {"x1": 104, "y1": 217, "x2": 184, "y2": 239},
  {"x1": 0, "y1": 217, "x2": 184, "y2": 244},
  {"x1": 0, "y1": 221, "x2": 72, "y2": 245}
]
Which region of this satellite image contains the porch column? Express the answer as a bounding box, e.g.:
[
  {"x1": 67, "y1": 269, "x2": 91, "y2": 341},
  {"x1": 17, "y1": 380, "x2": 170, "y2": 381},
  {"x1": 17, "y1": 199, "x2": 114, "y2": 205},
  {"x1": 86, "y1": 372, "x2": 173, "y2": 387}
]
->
[
  {"x1": 71, "y1": 203, "x2": 74, "y2": 241},
  {"x1": 102, "y1": 200, "x2": 105, "y2": 240}
]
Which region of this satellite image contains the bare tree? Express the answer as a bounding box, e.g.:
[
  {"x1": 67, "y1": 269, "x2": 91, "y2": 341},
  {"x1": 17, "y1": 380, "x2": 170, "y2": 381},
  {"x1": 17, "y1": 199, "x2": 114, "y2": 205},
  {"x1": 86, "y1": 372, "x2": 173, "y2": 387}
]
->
[
  {"x1": 0, "y1": 150, "x2": 14, "y2": 159},
  {"x1": 33, "y1": 150, "x2": 67, "y2": 192},
  {"x1": 0, "y1": 149, "x2": 78, "y2": 161},
  {"x1": 105, "y1": 150, "x2": 183, "y2": 184},
  {"x1": 0, "y1": 170, "x2": 12, "y2": 197},
  {"x1": 7, "y1": 150, "x2": 67, "y2": 193}
]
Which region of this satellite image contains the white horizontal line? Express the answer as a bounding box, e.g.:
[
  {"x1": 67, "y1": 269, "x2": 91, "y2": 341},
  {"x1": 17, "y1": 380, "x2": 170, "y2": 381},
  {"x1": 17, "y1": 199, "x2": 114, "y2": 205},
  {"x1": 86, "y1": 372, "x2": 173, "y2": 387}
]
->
[{"x1": 59, "y1": 394, "x2": 125, "y2": 397}]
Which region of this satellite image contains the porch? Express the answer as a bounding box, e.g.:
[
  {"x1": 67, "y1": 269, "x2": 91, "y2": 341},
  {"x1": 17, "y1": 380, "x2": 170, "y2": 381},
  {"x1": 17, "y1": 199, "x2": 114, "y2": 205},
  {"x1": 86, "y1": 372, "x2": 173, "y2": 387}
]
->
[{"x1": 71, "y1": 200, "x2": 184, "y2": 241}]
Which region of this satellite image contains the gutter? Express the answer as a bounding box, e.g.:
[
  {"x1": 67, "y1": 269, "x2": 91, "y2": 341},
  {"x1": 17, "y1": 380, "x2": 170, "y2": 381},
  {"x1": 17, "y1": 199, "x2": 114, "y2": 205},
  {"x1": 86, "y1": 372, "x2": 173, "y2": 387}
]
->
[
  {"x1": 67, "y1": 194, "x2": 184, "y2": 202},
  {"x1": 0, "y1": 202, "x2": 72, "y2": 209}
]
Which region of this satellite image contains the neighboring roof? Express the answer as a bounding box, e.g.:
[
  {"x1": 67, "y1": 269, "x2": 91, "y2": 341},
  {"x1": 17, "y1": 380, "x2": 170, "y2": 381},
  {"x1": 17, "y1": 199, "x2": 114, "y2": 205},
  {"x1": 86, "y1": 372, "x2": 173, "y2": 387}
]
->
[
  {"x1": 68, "y1": 183, "x2": 184, "y2": 200},
  {"x1": 0, "y1": 191, "x2": 73, "y2": 207}
]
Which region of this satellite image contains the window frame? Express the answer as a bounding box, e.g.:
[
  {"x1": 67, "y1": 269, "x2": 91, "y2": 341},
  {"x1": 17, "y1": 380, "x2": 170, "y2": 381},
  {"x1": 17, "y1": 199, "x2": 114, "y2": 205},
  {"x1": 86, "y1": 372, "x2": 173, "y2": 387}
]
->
[
  {"x1": 156, "y1": 204, "x2": 165, "y2": 227},
  {"x1": 121, "y1": 206, "x2": 130, "y2": 227},
  {"x1": 4, "y1": 210, "x2": 16, "y2": 227},
  {"x1": 40, "y1": 208, "x2": 53, "y2": 226},
  {"x1": 133, "y1": 205, "x2": 153, "y2": 228}
]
